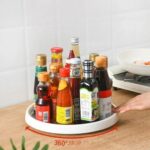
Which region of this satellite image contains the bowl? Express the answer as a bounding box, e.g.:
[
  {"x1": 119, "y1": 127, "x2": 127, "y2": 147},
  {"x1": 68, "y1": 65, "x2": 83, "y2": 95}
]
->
[{"x1": 117, "y1": 48, "x2": 150, "y2": 76}]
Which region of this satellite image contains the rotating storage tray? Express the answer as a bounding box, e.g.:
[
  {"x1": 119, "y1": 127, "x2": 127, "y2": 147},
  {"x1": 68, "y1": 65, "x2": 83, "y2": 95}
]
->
[{"x1": 25, "y1": 103, "x2": 118, "y2": 135}]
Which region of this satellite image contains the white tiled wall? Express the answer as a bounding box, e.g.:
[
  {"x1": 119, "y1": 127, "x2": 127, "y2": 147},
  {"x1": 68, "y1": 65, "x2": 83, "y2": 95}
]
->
[{"x1": 1, "y1": 0, "x2": 150, "y2": 107}]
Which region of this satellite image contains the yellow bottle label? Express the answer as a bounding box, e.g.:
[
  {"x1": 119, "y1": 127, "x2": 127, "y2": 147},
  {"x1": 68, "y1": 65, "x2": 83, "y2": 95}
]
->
[{"x1": 56, "y1": 106, "x2": 73, "y2": 124}]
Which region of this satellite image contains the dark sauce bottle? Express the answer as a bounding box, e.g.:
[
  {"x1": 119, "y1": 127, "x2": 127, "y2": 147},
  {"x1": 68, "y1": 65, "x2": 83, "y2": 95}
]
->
[
  {"x1": 36, "y1": 72, "x2": 50, "y2": 123},
  {"x1": 34, "y1": 54, "x2": 47, "y2": 101},
  {"x1": 80, "y1": 60, "x2": 99, "y2": 123},
  {"x1": 95, "y1": 56, "x2": 112, "y2": 119}
]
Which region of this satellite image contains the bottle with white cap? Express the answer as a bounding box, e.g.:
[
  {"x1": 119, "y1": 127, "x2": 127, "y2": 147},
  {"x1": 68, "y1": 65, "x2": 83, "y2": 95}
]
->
[
  {"x1": 71, "y1": 37, "x2": 80, "y2": 58},
  {"x1": 69, "y1": 58, "x2": 81, "y2": 124}
]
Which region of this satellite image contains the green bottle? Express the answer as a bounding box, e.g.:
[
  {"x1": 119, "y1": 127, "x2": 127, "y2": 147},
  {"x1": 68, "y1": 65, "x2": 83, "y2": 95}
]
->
[{"x1": 80, "y1": 60, "x2": 99, "y2": 122}]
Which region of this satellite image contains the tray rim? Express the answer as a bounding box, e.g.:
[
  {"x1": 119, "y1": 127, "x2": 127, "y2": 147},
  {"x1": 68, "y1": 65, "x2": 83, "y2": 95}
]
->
[{"x1": 25, "y1": 103, "x2": 118, "y2": 135}]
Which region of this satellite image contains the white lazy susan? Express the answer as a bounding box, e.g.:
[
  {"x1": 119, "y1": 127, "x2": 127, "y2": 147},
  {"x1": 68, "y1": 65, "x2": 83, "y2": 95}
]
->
[{"x1": 25, "y1": 103, "x2": 118, "y2": 135}]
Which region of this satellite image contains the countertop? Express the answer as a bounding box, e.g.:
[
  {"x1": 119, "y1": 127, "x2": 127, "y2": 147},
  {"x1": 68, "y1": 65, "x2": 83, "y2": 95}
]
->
[{"x1": 0, "y1": 89, "x2": 150, "y2": 150}]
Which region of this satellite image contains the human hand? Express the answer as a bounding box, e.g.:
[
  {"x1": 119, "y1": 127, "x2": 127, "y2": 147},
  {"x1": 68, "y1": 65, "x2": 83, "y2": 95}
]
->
[{"x1": 114, "y1": 92, "x2": 150, "y2": 113}]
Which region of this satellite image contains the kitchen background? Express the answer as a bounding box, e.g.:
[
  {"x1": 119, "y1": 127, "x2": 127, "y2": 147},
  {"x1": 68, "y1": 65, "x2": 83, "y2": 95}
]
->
[{"x1": 1, "y1": 0, "x2": 150, "y2": 108}]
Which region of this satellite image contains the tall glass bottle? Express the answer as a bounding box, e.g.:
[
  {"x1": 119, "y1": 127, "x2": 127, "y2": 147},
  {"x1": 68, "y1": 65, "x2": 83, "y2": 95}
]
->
[
  {"x1": 80, "y1": 60, "x2": 99, "y2": 122},
  {"x1": 95, "y1": 56, "x2": 112, "y2": 119},
  {"x1": 65, "y1": 50, "x2": 75, "y2": 69},
  {"x1": 36, "y1": 72, "x2": 50, "y2": 123},
  {"x1": 56, "y1": 68, "x2": 73, "y2": 124},
  {"x1": 34, "y1": 54, "x2": 47, "y2": 101},
  {"x1": 69, "y1": 58, "x2": 81, "y2": 124},
  {"x1": 71, "y1": 37, "x2": 80, "y2": 58},
  {"x1": 49, "y1": 64, "x2": 59, "y2": 123}
]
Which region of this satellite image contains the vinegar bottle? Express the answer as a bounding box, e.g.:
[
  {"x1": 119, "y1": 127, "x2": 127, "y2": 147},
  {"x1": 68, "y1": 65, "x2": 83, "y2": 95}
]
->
[
  {"x1": 56, "y1": 68, "x2": 73, "y2": 124},
  {"x1": 95, "y1": 55, "x2": 112, "y2": 119},
  {"x1": 71, "y1": 37, "x2": 80, "y2": 58},
  {"x1": 36, "y1": 72, "x2": 51, "y2": 123}
]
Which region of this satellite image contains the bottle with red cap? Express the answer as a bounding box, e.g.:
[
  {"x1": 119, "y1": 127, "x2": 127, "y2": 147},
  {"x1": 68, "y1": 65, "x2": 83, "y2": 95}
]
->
[
  {"x1": 51, "y1": 47, "x2": 63, "y2": 71},
  {"x1": 56, "y1": 67, "x2": 73, "y2": 124}
]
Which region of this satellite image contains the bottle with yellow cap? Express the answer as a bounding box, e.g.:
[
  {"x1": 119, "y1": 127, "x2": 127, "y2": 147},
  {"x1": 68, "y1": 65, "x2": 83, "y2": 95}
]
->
[
  {"x1": 49, "y1": 64, "x2": 59, "y2": 123},
  {"x1": 89, "y1": 53, "x2": 99, "y2": 77},
  {"x1": 35, "y1": 72, "x2": 51, "y2": 123},
  {"x1": 34, "y1": 54, "x2": 47, "y2": 101},
  {"x1": 95, "y1": 55, "x2": 112, "y2": 119}
]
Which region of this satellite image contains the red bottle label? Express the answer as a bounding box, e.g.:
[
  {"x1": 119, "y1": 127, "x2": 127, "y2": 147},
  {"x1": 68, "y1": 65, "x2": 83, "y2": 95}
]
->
[
  {"x1": 36, "y1": 105, "x2": 50, "y2": 123},
  {"x1": 98, "y1": 90, "x2": 112, "y2": 119},
  {"x1": 98, "y1": 90, "x2": 112, "y2": 98}
]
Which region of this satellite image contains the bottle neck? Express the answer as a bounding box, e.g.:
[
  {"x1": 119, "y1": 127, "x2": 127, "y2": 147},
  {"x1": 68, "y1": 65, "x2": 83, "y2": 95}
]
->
[
  {"x1": 71, "y1": 44, "x2": 80, "y2": 57},
  {"x1": 83, "y1": 71, "x2": 93, "y2": 79}
]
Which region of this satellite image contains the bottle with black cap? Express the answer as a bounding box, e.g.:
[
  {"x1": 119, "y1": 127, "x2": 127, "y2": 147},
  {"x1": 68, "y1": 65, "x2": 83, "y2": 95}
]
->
[{"x1": 80, "y1": 60, "x2": 99, "y2": 123}]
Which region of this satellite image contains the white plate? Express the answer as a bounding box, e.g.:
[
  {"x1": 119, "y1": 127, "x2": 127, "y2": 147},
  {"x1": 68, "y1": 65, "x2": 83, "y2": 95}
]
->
[
  {"x1": 25, "y1": 103, "x2": 118, "y2": 135},
  {"x1": 117, "y1": 48, "x2": 150, "y2": 76}
]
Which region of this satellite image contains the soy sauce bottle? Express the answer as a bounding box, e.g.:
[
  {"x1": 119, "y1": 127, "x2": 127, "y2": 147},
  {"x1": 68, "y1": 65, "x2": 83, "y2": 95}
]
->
[
  {"x1": 95, "y1": 56, "x2": 112, "y2": 119},
  {"x1": 80, "y1": 60, "x2": 99, "y2": 123},
  {"x1": 34, "y1": 54, "x2": 47, "y2": 101},
  {"x1": 36, "y1": 72, "x2": 51, "y2": 123}
]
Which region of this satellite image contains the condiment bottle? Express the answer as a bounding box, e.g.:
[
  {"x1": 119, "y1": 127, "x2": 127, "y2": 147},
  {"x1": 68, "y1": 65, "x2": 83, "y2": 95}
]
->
[
  {"x1": 89, "y1": 53, "x2": 99, "y2": 62},
  {"x1": 69, "y1": 58, "x2": 81, "y2": 124},
  {"x1": 89, "y1": 53, "x2": 99, "y2": 77},
  {"x1": 95, "y1": 55, "x2": 112, "y2": 119},
  {"x1": 71, "y1": 37, "x2": 80, "y2": 58},
  {"x1": 56, "y1": 67, "x2": 73, "y2": 124},
  {"x1": 80, "y1": 60, "x2": 99, "y2": 122},
  {"x1": 49, "y1": 64, "x2": 59, "y2": 123},
  {"x1": 65, "y1": 50, "x2": 75, "y2": 69},
  {"x1": 34, "y1": 54, "x2": 47, "y2": 101},
  {"x1": 51, "y1": 47, "x2": 63, "y2": 71},
  {"x1": 36, "y1": 72, "x2": 50, "y2": 123}
]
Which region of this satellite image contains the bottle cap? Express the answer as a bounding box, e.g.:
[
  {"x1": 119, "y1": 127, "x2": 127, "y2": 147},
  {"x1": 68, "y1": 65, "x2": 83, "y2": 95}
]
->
[
  {"x1": 36, "y1": 54, "x2": 47, "y2": 66},
  {"x1": 83, "y1": 60, "x2": 93, "y2": 71},
  {"x1": 60, "y1": 67, "x2": 70, "y2": 77},
  {"x1": 89, "y1": 53, "x2": 99, "y2": 62},
  {"x1": 83, "y1": 60, "x2": 93, "y2": 66},
  {"x1": 51, "y1": 47, "x2": 63, "y2": 53},
  {"x1": 69, "y1": 58, "x2": 81, "y2": 65},
  {"x1": 38, "y1": 72, "x2": 49, "y2": 82},
  {"x1": 50, "y1": 64, "x2": 59, "y2": 73},
  {"x1": 95, "y1": 55, "x2": 108, "y2": 68},
  {"x1": 71, "y1": 37, "x2": 79, "y2": 44}
]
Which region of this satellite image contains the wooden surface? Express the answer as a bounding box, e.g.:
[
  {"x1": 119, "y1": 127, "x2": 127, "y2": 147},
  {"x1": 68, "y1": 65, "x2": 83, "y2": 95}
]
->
[{"x1": 1, "y1": 89, "x2": 150, "y2": 150}]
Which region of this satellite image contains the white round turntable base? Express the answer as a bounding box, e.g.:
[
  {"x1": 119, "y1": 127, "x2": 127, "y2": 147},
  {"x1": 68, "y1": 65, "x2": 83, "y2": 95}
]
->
[{"x1": 25, "y1": 104, "x2": 118, "y2": 135}]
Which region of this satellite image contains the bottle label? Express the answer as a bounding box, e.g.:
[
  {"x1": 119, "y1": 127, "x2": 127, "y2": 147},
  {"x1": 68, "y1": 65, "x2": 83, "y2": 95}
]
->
[
  {"x1": 80, "y1": 88, "x2": 99, "y2": 121},
  {"x1": 56, "y1": 106, "x2": 73, "y2": 124},
  {"x1": 36, "y1": 105, "x2": 50, "y2": 123},
  {"x1": 73, "y1": 98, "x2": 80, "y2": 121},
  {"x1": 70, "y1": 66, "x2": 80, "y2": 77},
  {"x1": 98, "y1": 90, "x2": 112, "y2": 119},
  {"x1": 35, "y1": 66, "x2": 47, "y2": 76}
]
